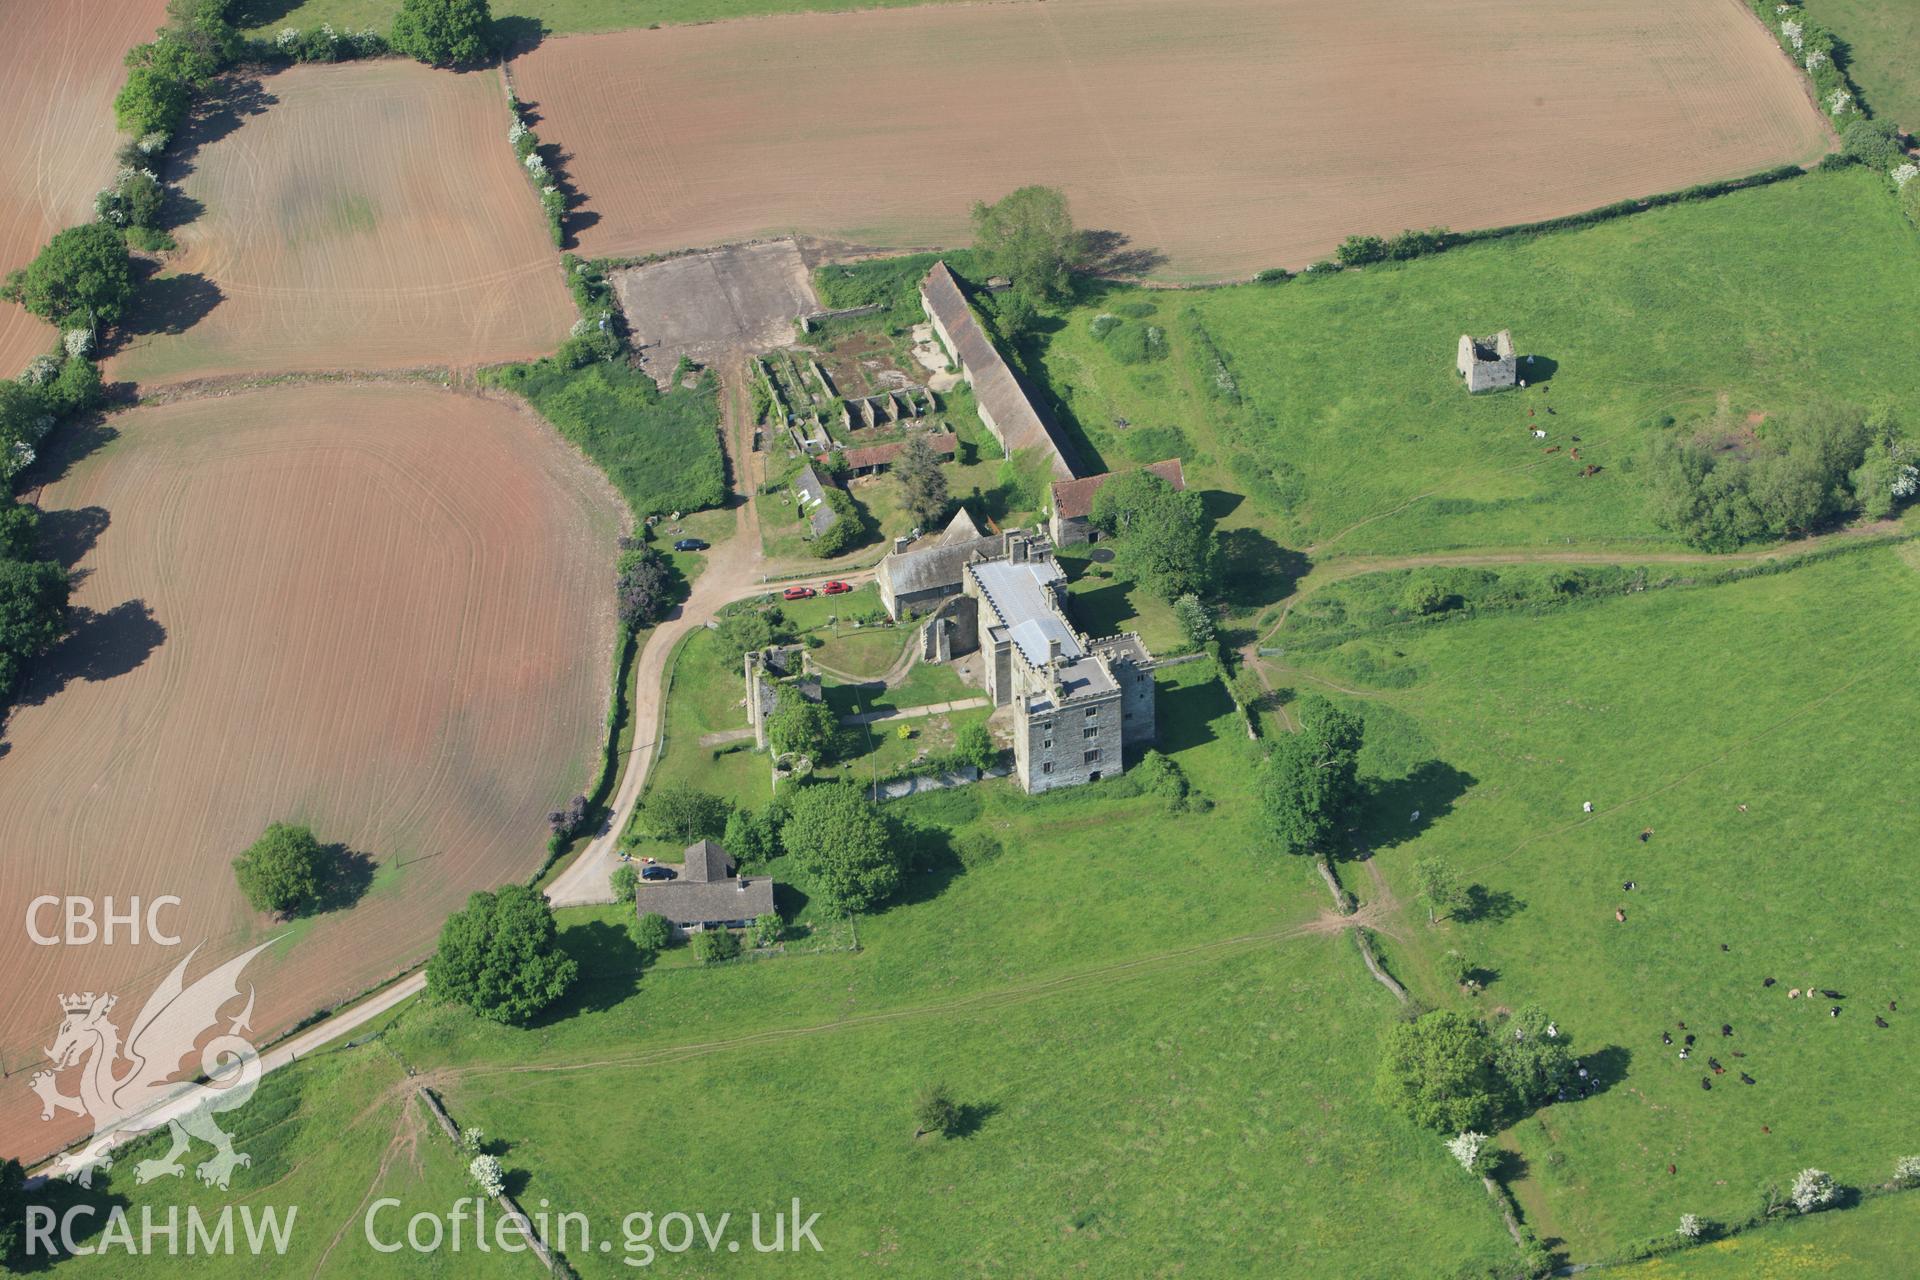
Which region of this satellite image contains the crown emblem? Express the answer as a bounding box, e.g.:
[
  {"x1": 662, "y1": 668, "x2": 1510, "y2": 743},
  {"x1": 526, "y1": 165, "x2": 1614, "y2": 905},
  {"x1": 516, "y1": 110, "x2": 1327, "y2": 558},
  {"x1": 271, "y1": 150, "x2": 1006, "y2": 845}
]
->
[{"x1": 59, "y1": 992, "x2": 113, "y2": 1015}]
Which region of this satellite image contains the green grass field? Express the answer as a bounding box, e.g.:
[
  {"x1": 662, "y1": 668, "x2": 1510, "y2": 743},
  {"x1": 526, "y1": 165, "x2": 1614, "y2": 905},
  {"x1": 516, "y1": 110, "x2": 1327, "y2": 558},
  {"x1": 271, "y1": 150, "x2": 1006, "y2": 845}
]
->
[
  {"x1": 236, "y1": 0, "x2": 971, "y2": 41},
  {"x1": 482, "y1": 360, "x2": 725, "y2": 520},
  {"x1": 1804, "y1": 0, "x2": 1920, "y2": 130},
  {"x1": 28, "y1": 1041, "x2": 531, "y2": 1277},
  {"x1": 1265, "y1": 542, "x2": 1920, "y2": 1257},
  {"x1": 1608, "y1": 1189, "x2": 1920, "y2": 1277},
  {"x1": 1032, "y1": 170, "x2": 1920, "y2": 558}
]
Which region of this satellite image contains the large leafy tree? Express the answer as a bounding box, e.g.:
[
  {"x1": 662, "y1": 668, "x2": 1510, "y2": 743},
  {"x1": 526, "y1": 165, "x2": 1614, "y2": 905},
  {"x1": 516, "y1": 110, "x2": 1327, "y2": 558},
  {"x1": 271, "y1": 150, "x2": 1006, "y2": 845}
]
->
[
  {"x1": 1088, "y1": 469, "x2": 1215, "y2": 601},
  {"x1": 643, "y1": 782, "x2": 731, "y2": 843},
  {"x1": 232, "y1": 822, "x2": 326, "y2": 917},
  {"x1": 766, "y1": 684, "x2": 838, "y2": 761},
  {"x1": 970, "y1": 185, "x2": 1083, "y2": 306},
  {"x1": 616, "y1": 543, "x2": 671, "y2": 629},
  {"x1": 0, "y1": 1157, "x2": 25, "y2": 1268},
  {"x1": 2, "y1": 224, "x2": 136, "y2": 331},
  {"x1": 1492, "y1": 1004, "x2": 1574, "y2": 1111},
  {"x1": 780, "y1": 781, "x2": 901, "y2": 916},
  {"x1": 893, "y1": 435, "x2": 950, "y2": 530},
  {"x1": 1375, "y1": 1010, "x2": 1502, "y2": 1132},
  {"x1": 427, "y1": 884, "x2": 578, "y2": 1024},
  {"x1": 1257, "y1": 694, "x2": 1363, "y2": 857},
  {"x1": 0, "y1": 556, "x2": 70, "y2": 700},
  {"x1": 390, "y1": 0, "x2": 495, "y2": 67}
]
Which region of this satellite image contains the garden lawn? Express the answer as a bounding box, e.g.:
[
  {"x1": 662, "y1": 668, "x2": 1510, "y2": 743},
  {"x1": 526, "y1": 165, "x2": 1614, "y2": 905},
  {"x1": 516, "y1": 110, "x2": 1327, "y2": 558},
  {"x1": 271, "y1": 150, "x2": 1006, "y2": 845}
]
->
[
  {"x1": 1032, "y1": 169, "x2": 1920, "y2": 557},
  {"x1": 417, "y1": 936, "x2": 1517, "y2": 1277},
  {"x1": 484, "y1": 360, "x2": 725, "y2": 520},
  {"x1": 30, "y1": 1042, "x2": 529, "y2": 1278},
  {"x1": 1266, "y1": 543, "x2": 1920, "y2": 1258}
]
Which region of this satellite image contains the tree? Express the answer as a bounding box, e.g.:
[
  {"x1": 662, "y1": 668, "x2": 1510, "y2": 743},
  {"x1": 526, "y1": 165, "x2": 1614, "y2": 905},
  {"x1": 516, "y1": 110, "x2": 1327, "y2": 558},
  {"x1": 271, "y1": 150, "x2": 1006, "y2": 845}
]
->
[
  {"x1": 970, "y1": 185, "x2": 1083, "y2": 306},
  {"x1": 723, "y1": 803, "x2": 782, "y2": 868},
  {"x1": 810, "y1": 487, "x2": 864, "y2": 558},
  {"x1": 1491, "y1": 1004, "x2": 1574, "y2": 1111},
  {"x1": 610, "y1": 862, "x2": 638, "y2": 903},
  {"x1": 913, "y1": 1084, "x2": 961, "y2": 1138},
  {"x1": 767, "y1": 684, "x2": 838, "y2": 761},
  {"x1": 616, "y1": 544, "x2": 671, "y2": 629},
  {"x1": 232, "y1": 822, "x2": 326, "y2": 917},
  {"x1": 1414, "y1": 856, "x2": 1470, "y2": 923},
  {"x1": 715, "y1": 605, "x2": 790, "y2": 665},
  {"x1": 1789, "y1": 1168, "x2": 1839, "y2": 1214},
  {"x1": 1374, "y1": 1010, "x2": 1501, "y2": 1132},
  {"x1": 1172, "y1": 593, "x2": 1214, "y2": 648},
  {"x1": 2, "y1": 223, "x2": 135, "y2": 331},
  {"x1": 1446, "y1": 1131, "x2": 1488, "y2": 1172},
  {"x1": 780, "y1": 781, "x2": 901, "y2": 916},
  {"x1": 643, "y1": 783, "x2": 730, "y2": 843},
  {"x1": 894, "y1": 435, "x2": 950, "y2": 529},
  {"x1": 630, "y1": 911, "x2": 672, "y2": 956},
  {"x1": 751, "y1": 912, "x2": 782, "y2": 947},
  {"x1": 164, "y1": 0, "x2": 242, "y2": 64},
  {"x1": 693, "y1": 926, "x2": 740, "y2": 963},
  {"x1": 1841, "y1": 118, "x2": 1904, "y2": 169},
  {"x1": 0, "y1": 556, "x2": 69, "y2": 698},
  {"x1": 0, "y1": 1157, "x2": 24, "y2": 1267},
  {"x1": 1401, "y1": 577, "x2": 1447, "y2": 617},
  {"x1": 1257, "y1": 695, "x2": 1363, "y2": 858},
  {"x1": 1336, "y1": 234, "x2": 1388, "y2": 266},
  {"x1": 389, "y1": 0, "x2": 494, "y2": 67},
  {"x1": 114, "y1": 64, "x2": 193, "y2": 138},
  {"x1": 951, "y1": 719, "x2": 997, "y2": 774},
  {"x1": 469, "y1": 1154, "x2": 505, "y2": 1196},
  {"x1": 426, "y1": 884, "x2": 578, "y2": 1024},
  {"x1": 1088, "y1": 470, "x2": 1215, "y2": 601}
]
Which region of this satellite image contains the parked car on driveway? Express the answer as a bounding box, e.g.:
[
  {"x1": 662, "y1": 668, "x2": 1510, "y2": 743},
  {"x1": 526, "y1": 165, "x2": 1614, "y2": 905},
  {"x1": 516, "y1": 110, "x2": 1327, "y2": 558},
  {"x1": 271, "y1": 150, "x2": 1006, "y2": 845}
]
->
[
  {"x1": 822, "y1": 580, "x2": 852, "y2": 595},
  {"x1": 783, "y1": 586, "x2": 816, "y2": 601},
  {"x1": 640, "y1": 864, "x2": 676, "y2": 881},
  {"x1": 673, "y1": 538, "x2": 708, "y2": 552}
]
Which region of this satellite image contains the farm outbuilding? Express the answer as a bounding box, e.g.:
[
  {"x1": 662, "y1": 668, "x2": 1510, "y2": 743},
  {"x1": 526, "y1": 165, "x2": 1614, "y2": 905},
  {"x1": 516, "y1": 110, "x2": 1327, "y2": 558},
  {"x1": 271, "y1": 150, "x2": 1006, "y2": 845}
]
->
[
  {"x1": 1049, "y1": 458, "x2": 1186, "y2": 546},
  {"x1": 1457, "y1": 330, "x2": 1517, "y2": 392}
]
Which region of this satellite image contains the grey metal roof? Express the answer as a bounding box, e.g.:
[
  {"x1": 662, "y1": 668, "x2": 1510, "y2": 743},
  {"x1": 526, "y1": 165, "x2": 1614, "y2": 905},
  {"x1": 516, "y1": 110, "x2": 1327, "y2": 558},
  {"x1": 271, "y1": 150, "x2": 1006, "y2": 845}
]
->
[
  {"x1": 968, "y1": 558, "x2": 1078, "y2": 665},
  {"x1": 879, "y1": 531, "x2": 1002, "y2": 600}
]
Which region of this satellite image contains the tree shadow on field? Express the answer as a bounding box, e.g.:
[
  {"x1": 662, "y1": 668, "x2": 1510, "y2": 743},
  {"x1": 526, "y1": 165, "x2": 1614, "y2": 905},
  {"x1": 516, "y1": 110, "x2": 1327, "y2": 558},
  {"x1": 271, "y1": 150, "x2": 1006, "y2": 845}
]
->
[
  {"x1": 12, "y1": 600, "x2": 167, "y2": 711},
  {"x1": 533, "y1": 920, "x2": 643, "y2": 1023},
  {"x1": 311, "y1": 843, "x2": 377, "y2": 915},
  {"x1": 225, "y1": 0, "x2": 300, "y2": 27},
  {"x1": 171, "y1": 74, "x2": 278, "y2": 171},
  {"x1": 32, "y1": 505, "x2": 110, "y2": 570},
  {"x1": 492, "y1": 15, "x2": 548, "y2": 59},
  {"x1": 1080, "y1": 229, "x2": 1167, "y2": 278},
  {"x1": 101, "y1": 264, "x2": 225, "y2": 357},
  {"x1": 1459, "y1": 883, "x2": 1525, "y2": 925},
  {"x1": 16, "y1": 416, "x2": 120, "y2": 490},
  {"x1": 1353, "y1": 760, "x2": 1477, "y2": 855}
]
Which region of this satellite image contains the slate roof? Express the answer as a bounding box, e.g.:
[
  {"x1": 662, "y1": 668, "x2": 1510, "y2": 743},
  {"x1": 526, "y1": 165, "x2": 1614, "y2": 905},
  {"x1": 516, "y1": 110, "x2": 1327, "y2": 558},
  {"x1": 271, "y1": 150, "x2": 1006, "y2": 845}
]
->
[
  {"x1": 1051, "y1": 458, "x2": 1186, "y2": 521},
  {"x1": 922, "y1": 262, "x2": 1081, "y2": 481},
  {"x1": 634, "y1": 841, "x2": 777, "y2": 926}
]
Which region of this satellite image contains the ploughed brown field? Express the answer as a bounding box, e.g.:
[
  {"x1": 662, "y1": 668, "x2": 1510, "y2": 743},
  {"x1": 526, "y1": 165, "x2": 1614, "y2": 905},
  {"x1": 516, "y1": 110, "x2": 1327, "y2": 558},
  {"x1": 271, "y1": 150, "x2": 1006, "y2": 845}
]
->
[
  {"x1": 108, "y1": 60, "x2": 575, "y2": 385},
  {"x1": 0, "y1": 384, "x2": 622, "y2": 1158},
  {"x1": 0, "y1": 0, "x2": 169, "y2": 376},
  {"x1": 515, "y1": 0, "x2": 1832, "y2": 280}
]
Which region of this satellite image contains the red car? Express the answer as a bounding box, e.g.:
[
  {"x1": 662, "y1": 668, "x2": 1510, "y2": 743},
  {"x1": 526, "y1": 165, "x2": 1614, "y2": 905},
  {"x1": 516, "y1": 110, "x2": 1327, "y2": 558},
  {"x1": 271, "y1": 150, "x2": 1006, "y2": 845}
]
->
[
  {"x1": 783, "y1": 586, "x2": 816, "y2": 601},
  {"x1": 822, "y1": 580, "x2": 852, "y2": 596}
]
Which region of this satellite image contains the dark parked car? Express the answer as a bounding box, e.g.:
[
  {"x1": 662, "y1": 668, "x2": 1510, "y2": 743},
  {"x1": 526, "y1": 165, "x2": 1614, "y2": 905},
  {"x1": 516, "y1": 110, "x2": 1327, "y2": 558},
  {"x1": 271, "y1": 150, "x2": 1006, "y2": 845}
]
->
[
  {"x1": 640, "y1": 864, "x2": 676, "y2": 881},
  {"x1": 673, "y1": 538, "x2": 708, "y2": 552}
]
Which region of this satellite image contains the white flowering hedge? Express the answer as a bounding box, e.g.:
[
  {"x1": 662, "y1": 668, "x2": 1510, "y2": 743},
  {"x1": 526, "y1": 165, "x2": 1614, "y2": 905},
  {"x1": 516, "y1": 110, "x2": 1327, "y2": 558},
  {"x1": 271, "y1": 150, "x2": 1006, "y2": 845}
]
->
[
  {"x1": 1446, "y1": 1131, "x2": 1486, "y2": 1172},
  {"x1": 1894, "y1": 1155, "x2": 1920, "y2": 1186},
  {"x1": 1789, "y1": 1167, "x2": 1838, "y2": 1213},
  {"x1": 469, "y1": 1155, "x2": 505, "y2": 1196},
  {"x1": 1893, "y1": 163, "x2": 1918, "y2": 191},
  {"x1": 1676, "y1": 1213, "x2": 1703, "y2": 1239},
  {"x1": 63, "y1": 328, "x2": 93, "y2": 359}
]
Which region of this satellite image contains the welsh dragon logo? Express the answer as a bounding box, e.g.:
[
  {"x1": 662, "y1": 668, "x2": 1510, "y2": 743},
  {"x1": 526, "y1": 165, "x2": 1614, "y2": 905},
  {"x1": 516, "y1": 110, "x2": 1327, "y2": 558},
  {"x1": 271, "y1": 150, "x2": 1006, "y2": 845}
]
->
[{"x1": 31, "y1": 940, "x2": 276, "y2": 1189}]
